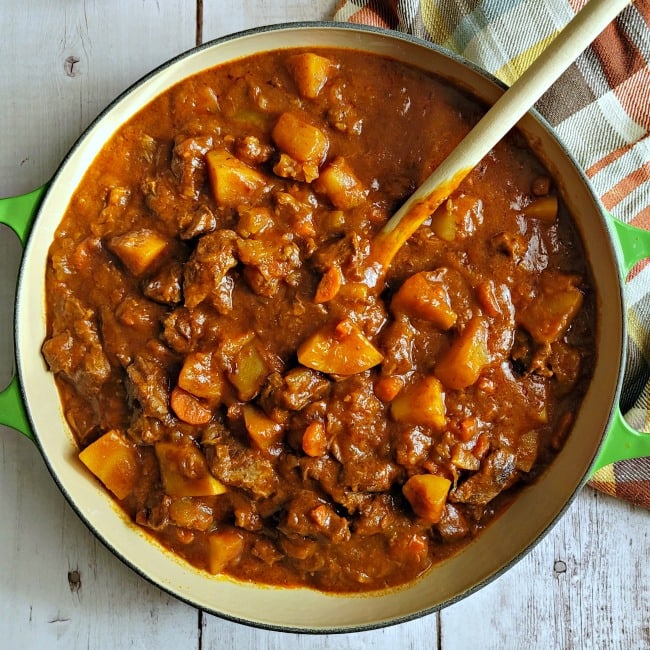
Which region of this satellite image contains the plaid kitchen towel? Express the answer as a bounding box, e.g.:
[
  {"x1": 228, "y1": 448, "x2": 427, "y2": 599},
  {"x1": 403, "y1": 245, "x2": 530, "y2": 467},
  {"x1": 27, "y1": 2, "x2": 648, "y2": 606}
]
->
[{"x1": 333, "y1": 0, "x2": 650, "y2": 508}]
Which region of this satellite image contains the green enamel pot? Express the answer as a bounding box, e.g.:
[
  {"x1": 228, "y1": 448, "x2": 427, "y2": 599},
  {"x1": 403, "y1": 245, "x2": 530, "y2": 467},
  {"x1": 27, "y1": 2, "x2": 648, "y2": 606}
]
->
[{"x1": 1, "y1": 23, "x2": 649, "y2": 633}]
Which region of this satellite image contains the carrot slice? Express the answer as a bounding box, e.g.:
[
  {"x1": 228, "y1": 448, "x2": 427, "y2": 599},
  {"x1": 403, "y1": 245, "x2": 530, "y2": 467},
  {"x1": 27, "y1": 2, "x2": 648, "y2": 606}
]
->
[{"x1": 170, "y1": 386, "x2": 212, "y2": 425}]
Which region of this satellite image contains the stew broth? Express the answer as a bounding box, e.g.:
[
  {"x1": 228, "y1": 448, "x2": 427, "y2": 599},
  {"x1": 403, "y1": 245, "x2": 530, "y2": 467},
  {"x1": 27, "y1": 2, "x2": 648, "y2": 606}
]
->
[{"x1": 43, "y1": 48, "x2": 596, "y2": 592}]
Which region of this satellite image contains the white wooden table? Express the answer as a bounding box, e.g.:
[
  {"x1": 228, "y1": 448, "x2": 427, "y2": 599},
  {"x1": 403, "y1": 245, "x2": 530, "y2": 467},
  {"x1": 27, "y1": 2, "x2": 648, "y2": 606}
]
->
[{"x1": 0, "y1": 2, "x2": 647, "y2": 648}]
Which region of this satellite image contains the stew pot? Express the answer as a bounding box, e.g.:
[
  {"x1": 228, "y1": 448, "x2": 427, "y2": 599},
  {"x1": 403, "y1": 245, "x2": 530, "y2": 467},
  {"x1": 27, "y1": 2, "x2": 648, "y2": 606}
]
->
[{"x1": 1, "y1": 24, "x2": 649, "y2": 633}]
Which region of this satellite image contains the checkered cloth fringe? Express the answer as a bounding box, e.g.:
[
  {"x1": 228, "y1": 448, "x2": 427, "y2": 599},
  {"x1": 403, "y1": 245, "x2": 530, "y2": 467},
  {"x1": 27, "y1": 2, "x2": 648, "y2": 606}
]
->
[{"x1": 333, "y1": 0, "x2": 650, "y2": 508}]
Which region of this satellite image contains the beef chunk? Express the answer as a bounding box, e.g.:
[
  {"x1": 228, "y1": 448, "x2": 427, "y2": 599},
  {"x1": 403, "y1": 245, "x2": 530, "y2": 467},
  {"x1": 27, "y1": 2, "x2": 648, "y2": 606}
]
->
[
  {"x1": 42, "y1": 297, "x2": 111, "y2": 400},
  {"x1": 450, "y1": 448, "x2": 519, "y2": 505},
  {"x1": 205, "y1": 438, "x2": 278, "y2": 499},
  {"x1": 279, "y1": 490, "x2": 350, "y2": 543},
  {"x1": 435, "y1": 503, "x2": 471, "y2": 542},
  {"x1": 262, "y1": 367, "x2": 330, "y2": 411},
  {"x1": 162, "y1": 307, "x2": 207, "y2": 354},
  {"x1": 234, "y1": 135, "x2": 273, "y2": 166},
  {"x1": 341, "y1": 456, "x2": 400, "y2": 493},
  {"x1": 125, "y1": 355, "x2": 170, "y2": 420},
  {"x1": 183, "y1": 230, "x2": 239, "y2": 310},
  {"x1": 143, "y1": 261, "x2": 184, "y2": 305},
  {"x1": 178, "y1": 205, "x2": 218, "y2": 240},
  {"x1": 171, "y1": 135, "x2": 213, "y2": 198}
]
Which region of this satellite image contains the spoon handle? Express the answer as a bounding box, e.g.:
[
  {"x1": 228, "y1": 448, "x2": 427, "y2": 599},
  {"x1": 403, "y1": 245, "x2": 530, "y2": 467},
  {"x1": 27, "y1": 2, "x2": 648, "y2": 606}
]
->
[{"x1": 366, "y1": 0, "x2": 632, "y2": 285}]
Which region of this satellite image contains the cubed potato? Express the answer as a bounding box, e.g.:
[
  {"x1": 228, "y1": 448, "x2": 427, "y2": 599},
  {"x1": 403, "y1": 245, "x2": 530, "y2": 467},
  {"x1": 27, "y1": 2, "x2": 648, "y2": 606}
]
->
[
  {"x1": 242, "y1": 404, "x2": 284, "y2": 455},
  {"x1": 517, "y1": 275, "x2": 584, "y2": 344},
  {"x1": 429, "y1": 199, "x2": 456, "y2": 242},
  {"x1": 155, "y1": 441, "x2": 226, "y2": 497},
  {"x1": 391, "y1": 271, "x2": 457, "y2": 329},
  {"x1": 79, "y1": 429, "x2": 140, "y2": 500},
  {"x1": 286, "y1": 52, "x2": 335, "y2": 99},
  {"x1": 177, "y1": 351, "x2": 224, "y2": 402},
  {"x1": 108, "y1": 228, "x2": 169, "y2": 276},
  {"x1": 522, "y1": 195, "x2": 558, "y2": 222},
  {"x1": 435, "y1": 317, "x2": 490, "y2": 390},
  {"x1": 312, "y1": 157, "x2": 367, "y2": 209},
  {"x1": 228, "y1": 341, "x2": 270, "y2": 401},
  {"x1": 207, "y1": 528, "x2": 245, "y2": 575},
  {"x1": 297, "y1": 319, "x2": 384, "y2": 376},
  {"x1": 272, "y1": 113, "x2": 329, "y2": 165},
  {"x1": 430, "y1": 194, "x2": 483, "y2": 241},
  {"x1": 390, "y1": 375, "x2": 446, "y2": 430},
  {"x1": 205, "y1": 148, "x2": 267, "y2": 208},
  {"x1": 402, "y1": 474, "x2": 451, "y2": 523}
]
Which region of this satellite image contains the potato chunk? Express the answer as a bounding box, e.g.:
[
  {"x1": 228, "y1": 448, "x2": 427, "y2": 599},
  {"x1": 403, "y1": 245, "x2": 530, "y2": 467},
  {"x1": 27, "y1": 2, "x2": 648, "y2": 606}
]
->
[
  {"x1": 155, "y1": 442, "x2": 226, "y2": 497},
  {"x1": 390, "y1": 375, "x2": 446, "y2": 430},
  {"x1": 272, "y1": 113, "x2": 329, "y2": 165},
  {"x1": 517, "y1": 275, "x2": 583, "y2": 344},
  {"x1": 391, "y1": 271, "x2": 457, "y2": 329},
  {"x1": 297, "y1": 319, "x2": 384, "y2": 376},
  {"x1": 79, "y1": 430, "x2": 140, "y2": 500},
  {"x1": 108, "y1": 229, "x2": 169, "y2": 276},
  {"x1": 403, "y1": 474, "x2": 451, "y2": 523},
  {"x1": 435, "y1": 317, "x2": 490, "y2": 390},
  {"x1": 430, "y1": 194, "x2": 483, "y2": 242},
  {"x1": 207, "y1": 529, "x2": 245, "y2": 575},
  {"x1": 312, "y1": 157, "x2": 367, "y2": 209},
  {"x1": 205, "y1": 148, "x2": 267, "y2": 208},
  {"x1": 522, "y1": 195, "x2": 558, "y2": 222},
  {"x1": 242, "y1": 404, "x2": 284, "y2": 455},
  {"x1": 286, "y1": 52, "x2": 334, "y2": 99},
  {"x1": 228, "y1": 341, "x2": 271, "y2": 401},
  {"x1": 177, "y1": 351, "x2": 225, "y2": 402}
]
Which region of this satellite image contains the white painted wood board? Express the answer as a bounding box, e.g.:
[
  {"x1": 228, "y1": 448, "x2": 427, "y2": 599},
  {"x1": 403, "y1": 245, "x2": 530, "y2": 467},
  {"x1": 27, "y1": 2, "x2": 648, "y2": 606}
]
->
[{"x1": 1, "y1": 2, "x2": 647, "y2": 648}]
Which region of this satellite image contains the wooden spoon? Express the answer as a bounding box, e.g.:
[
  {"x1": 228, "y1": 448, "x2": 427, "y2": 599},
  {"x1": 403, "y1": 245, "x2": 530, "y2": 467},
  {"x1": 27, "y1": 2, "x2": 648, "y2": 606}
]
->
[
  {"x1": 299, "y1": 0, "x2": 631, "y2": 376},
  {"x1": 361, "y1": 0, "x2": 632, "y2": 289}
]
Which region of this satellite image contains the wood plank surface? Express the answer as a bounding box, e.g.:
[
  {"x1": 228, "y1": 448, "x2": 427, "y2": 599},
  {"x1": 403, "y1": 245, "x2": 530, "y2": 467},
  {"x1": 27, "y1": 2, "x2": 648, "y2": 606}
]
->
[{"x1": 1, "y1": 2, "x2": 648, "y2": 649}]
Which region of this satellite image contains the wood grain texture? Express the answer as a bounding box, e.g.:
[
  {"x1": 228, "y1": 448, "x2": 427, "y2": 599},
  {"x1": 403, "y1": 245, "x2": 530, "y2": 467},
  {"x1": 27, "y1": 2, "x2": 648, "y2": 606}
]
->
[
  {"x1": 0, "y1": 1, "x2": 648, "y2": 648},
  {"x1": 0, "y1": 0, "x2": 197, "y2": 197},
  {"x1": 202, "y1": 0, "x2": 340, "y2": 41}
]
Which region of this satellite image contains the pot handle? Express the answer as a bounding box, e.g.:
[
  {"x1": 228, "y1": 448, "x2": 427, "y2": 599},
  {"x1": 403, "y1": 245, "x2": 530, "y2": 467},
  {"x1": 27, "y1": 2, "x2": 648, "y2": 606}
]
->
[
  {"x1": 0, "y1": 185, "x2": 47, "y2": 245},
  {"x1": 592, "y1": 407, "x2": 650, "y2": 473},
  {"x1": 591, "y1": 214, "x2": 650, "y2": 474},
  {"x1": 0, "y1": 186, "x2": 47, "y2": 441},
  {"x1": 608, "y1": 215, "x2": 650, "y2": 278}
]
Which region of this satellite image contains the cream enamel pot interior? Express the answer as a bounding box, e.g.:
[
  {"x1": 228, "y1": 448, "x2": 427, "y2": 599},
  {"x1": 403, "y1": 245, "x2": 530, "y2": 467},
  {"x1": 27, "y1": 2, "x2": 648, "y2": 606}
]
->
[{"x1": 1, "y1": 23, "x2": 650, "y2": 633}]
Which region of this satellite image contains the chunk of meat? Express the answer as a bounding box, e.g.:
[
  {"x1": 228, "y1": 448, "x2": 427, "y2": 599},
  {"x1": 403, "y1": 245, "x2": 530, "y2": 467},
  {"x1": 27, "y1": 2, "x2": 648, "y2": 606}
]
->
[
  {"x1": 205, "y1": 438, "x2": 279, "y2": 499},
  {"x1": 171, "y1": 135, "x2": 213, "y2": 198},
  {"x1": 143, "y1": 260, "x2": 184, "y2": 305},
  {"x1": 162, "y1": 307, "x2": 207, "y2": 354},
  {"x1": 125, "y1": 355, "x2": 170, "y2": 420},
  {"x1": 178, "y1": 205, "x2": 218, "y2": 240},
  {"x1": 450, "y1": 448, "x2": 519, "y2": 505},
  {"x1": 435, "y1": 503, "x2": 471, "y2": 542},
  {"x1": 262, "y1": 367, "x2": 331, "y2": 411},
  {"x1": 279, "y1": 490, "x2": 350, "y2": 543},
  {"x1": 42, "y1": 297, "x2": 111, "y2": 400},
  {"x1": 183, "y1": 230, "x2": 239, "y2": 310},
  {"x1": 237, "y1": 234, "x2": 302, "y2": 298},
  {"x1": 233, "y1": 135, "x2": 273, "y2": 166}
]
